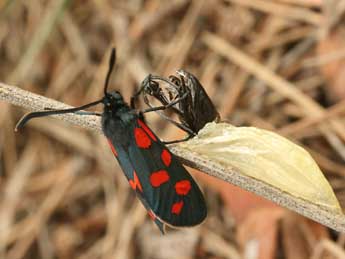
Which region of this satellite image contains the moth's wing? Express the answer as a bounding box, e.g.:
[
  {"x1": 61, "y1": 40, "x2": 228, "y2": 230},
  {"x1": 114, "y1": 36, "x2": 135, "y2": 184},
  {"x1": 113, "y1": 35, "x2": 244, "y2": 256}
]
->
[
  {"x1": 125, "y1": 119, "x2": 207, "y2": 227},
  {"x1": 106, "y1": 139, "x2": 166, "y2": 233}
]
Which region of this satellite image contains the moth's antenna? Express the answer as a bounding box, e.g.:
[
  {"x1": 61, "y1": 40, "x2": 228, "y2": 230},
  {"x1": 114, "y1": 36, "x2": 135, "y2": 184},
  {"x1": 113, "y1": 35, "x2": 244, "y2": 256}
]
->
[
  {"x1": 15, "y1": 99, "x2": 103, "y2": 131},
  {"x1": 16, "y1": 48, "x2": 116, "y2": 131},
  {"x1": 104, "y1": 48, "x2": 116, "y2": 96}
]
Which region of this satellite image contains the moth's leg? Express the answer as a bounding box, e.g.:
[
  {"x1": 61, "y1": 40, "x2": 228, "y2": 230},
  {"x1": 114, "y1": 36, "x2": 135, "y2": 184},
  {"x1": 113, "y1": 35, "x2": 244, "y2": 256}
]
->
[
  {"x1": 141, "y1": 92, "x2": 188, "y2": 113},
  {"x1": 162, "y1": 134, "x2": 194, "y2": 145}
]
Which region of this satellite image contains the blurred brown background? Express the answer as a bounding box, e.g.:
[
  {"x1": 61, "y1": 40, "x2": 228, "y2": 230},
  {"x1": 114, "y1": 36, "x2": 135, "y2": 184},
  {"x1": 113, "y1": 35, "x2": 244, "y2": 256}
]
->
[{"x1": 1, "y1": 0, "x2": 345, "y2": 258}]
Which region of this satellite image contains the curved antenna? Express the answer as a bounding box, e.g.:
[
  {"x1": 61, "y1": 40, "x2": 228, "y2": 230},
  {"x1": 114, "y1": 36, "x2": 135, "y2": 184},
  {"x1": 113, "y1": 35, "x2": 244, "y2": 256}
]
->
[
  {"x1": 15, "y1": 99, "x2": 103, "y2": 131},
  {"x1": 104, "y1": 48, "x2": 116, "y2": 96},
  {"x1": 16, "y1": 48, "x2": 116, "y2": 131}
]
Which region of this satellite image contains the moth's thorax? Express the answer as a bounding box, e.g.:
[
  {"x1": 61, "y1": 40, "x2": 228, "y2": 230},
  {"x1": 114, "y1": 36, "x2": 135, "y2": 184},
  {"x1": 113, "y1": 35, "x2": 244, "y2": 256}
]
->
[{"x1": 101, "y1": 91, "x2": 137, "y2": 145}]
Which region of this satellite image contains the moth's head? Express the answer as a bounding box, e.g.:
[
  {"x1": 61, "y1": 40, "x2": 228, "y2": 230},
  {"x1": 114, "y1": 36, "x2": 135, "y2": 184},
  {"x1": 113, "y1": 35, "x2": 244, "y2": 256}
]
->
[{"x1": 103, "y1": 90, "x2": 125, "y2": 110}]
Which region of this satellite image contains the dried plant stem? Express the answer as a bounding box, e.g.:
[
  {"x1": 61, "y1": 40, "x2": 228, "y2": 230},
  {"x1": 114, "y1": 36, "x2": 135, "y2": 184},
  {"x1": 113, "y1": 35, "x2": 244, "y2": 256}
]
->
[
  {"x1": 202, "y1": 32, "x2": 345, "y2": 159},
  {"x1": 225, "y1": 0, "x2": 322, "y2": 25},
  {"x1": 1, "y1": 82, "x2": 345, "y2": 233},
  {"x1": 7, "y1": 0, "x2": 70, "y2": 85},
  {"x1": 0, "y1": 82, "x2": 101, "y2": 133}
]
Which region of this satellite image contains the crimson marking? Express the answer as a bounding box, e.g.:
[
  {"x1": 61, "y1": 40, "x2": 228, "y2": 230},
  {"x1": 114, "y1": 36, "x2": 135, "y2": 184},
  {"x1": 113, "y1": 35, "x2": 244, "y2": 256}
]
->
[
  {"x1": 161, "y1": 149, "x2": 172, "y2": 167},
  {"x1": 175, "y1": 180, "x2": 191, "y2": 195},
  {"x1": 148, "y1": 210, "x2": 156, "y2": 220},
  {"x1": 138, "y1": 119, "x2": 157, "y2": 141},
  {"x1": 134, "y1": 127, "x2": 151, "y2": 148},
  {"x1": 107, "y1": 139, "x2": 118, "y2": 156},
  {"x1": 150, "y1": 170, "x2": 170, "y2": 187},
  {"x1": 171, "y1": 201, "x2": 184, "y2": 215},
  {"x1": 129, "y1": 171, "x2": 143, "y2": 192}
]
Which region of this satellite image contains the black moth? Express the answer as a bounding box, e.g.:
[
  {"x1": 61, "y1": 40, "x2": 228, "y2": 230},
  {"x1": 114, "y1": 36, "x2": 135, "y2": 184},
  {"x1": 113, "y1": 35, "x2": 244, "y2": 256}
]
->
[
  {"x1": 16, "y1": 48, "x2": 207, "y2": 234},
  {"x1": 131, "y1": 70, "x2": 220, "y2": 142}
]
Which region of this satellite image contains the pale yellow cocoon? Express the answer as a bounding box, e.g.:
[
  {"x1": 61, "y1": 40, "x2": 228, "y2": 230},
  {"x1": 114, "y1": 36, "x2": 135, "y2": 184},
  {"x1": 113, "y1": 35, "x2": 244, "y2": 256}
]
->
[{"x1": 180, "y1": 122, "x2": 342, "y2": 213}]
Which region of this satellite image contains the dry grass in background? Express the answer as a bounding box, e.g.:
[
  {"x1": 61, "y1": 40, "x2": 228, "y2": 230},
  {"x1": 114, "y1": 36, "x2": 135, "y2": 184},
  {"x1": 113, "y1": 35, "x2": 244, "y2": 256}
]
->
[{"x1": 1, "y1": 0, "x2": 345, "y2": 258}]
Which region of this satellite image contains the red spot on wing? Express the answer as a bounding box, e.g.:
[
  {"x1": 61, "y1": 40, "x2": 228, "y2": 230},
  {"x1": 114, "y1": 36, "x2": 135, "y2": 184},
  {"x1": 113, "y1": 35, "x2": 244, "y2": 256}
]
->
[
  {"x1": 107, "y1": 139, "x2": 118, "y2": 156},
  {"x1": 175, "y1": 180, "x2": 192, "y2": 195},
  {"x1": 150, "y1": 170, "x2": 170, "y2": 187},
  {"x1": 134, "y1": 127, "x2": 151, "y2": 148},
  {"x1": 161, "y1": 149, "x2": 172, "y2": 167},
  {"x1": 138, "y1": 119, "x2": 157, "y2": 141},
  {"x1": 129, "y1": 171, "x2": 143, "y2": 192},
  {"x1": 148, "y1": 210, "x2": 156, "y2": 220},
  {"x1": 171, "y1": 201, "x2": 184, "y2": 215}
]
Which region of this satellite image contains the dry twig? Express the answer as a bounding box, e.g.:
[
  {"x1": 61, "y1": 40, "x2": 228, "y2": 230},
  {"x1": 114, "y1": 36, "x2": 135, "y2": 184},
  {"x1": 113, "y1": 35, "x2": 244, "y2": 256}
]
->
[{"x1": 1, "y1": 82, "x2": 345, "y2": 233}]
